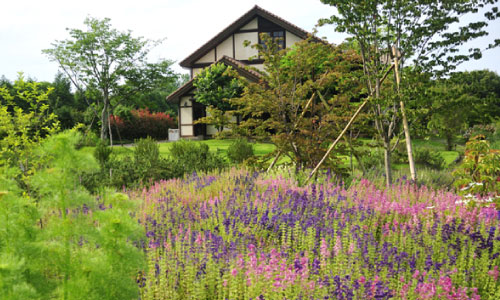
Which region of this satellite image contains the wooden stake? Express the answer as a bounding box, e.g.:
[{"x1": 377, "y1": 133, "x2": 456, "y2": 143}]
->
[{"x1": 306, "y1": 99, "x2": 369, "y2": 183}]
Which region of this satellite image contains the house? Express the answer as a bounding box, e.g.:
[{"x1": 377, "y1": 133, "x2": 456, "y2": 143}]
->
[{"x1": 166, "y1": 5, "x2": 314, "y2": 139}]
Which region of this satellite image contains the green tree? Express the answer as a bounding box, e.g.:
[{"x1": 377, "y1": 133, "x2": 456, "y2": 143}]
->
[
  {"x1": 193, "y1": 63, "x2": 244, "y2": 132},
  {"x1": 233, "y1": 36, "x2": 364, "y2": 172},
  {"x1": 43, "y1": 17, "x2": 177, "y2": 141},
  {"x1": 319, "y1": 0, "x2": 500, "y2": 186},
  {"x1": 0, "y1": 74, "x2": 60, "y2": 177}
]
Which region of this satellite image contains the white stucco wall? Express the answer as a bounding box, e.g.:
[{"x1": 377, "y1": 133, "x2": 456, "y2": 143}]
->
[
  {"x1": 180, "y1": 96, "x2": 193, "y2": 126},
  {"x1": 286, "y1": 31, "x2": 303, "y2": 48},
  {"x1": 207, "y1": 125, "x2": 218, "y2": 135},
  {"x1": 234, "y1": 32, "x2": 259, "y2": 60},
  {"x1": 195, "y1": 48, "x2": 215, "y2": 64},
  {"x1": 181, "y1": 125, "x2": 193, "y2": 136},
  {"x1": 216, "y1": 36, "x2": 234, "y2": 59},
  {"x1": 240, "y1": 18, "x2": 258, "y2": 30}
]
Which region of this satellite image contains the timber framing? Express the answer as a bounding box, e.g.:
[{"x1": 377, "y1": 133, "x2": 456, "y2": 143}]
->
[
  {"x1": 179, "y1": 5, "x2": 317, "y2": 68},
  {"x1": 166, "y1": 55, "x2": 262, "y2": 103}
]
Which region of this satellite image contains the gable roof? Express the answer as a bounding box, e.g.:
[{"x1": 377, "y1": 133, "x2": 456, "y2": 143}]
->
[
  {"x1": 179, "y1": 5, "x2": 315, "y2": 68},
  {"x1": 167, "y1": 56, "x2": 263, "y2": 103}
]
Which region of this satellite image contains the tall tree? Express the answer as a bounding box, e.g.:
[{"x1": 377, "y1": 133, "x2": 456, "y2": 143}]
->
[
  {"x1": 43, "y1": 17, "x2": 177, "y2": 141},
  {"x1": 233, "y1": 35, "x2": 364, "y2": 173},
  {"x1": 318, "y1": 0, "x2": 500, "y2": 186},
  {"x1": 193, "y1": 63, "x2": 244, "y2": 133}
]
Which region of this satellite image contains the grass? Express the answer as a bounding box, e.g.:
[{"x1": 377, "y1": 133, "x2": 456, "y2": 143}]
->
[{"x1": 82, "y1": 137, "x2": 461, "y2": 171}]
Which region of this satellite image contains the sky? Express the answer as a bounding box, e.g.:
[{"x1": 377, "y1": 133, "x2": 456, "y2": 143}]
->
[{"x1": 1, "y1": 0, "x2": 499, "y2": 83}]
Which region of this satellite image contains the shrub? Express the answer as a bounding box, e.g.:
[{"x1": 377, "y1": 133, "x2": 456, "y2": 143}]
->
[
  {"x1": 414, "y1": 148, "x2": 445, "y2": 170},
  {"x1": 134, "y1": 137, "x2": 160, "y2": 165},
  {"x1": 110, "y1": 108, "x2": 176, "y2": 140},
  {"x1": 75, "y1": 131, "x2": 100, "y2": 148},
  {"x1": 169, "y1": 140, "x2": 227, "y2": 174},
  {"x1": 93, "y1": 139, "x2": 112, "y2": 166},
  {"x1": 227, "y1": 139, "x2": 254, "y2": 164},
  {"x1": 454, "y1": 135, "x2": 500, "y2": 202},
  {"x1": 359, "y1": 149, "x2": 384, "y2": 171}
]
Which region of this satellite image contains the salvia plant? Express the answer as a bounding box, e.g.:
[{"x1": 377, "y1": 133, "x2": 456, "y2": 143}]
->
[{"x1": 135, "y1": 168, "x2": 500, "y2": 299}]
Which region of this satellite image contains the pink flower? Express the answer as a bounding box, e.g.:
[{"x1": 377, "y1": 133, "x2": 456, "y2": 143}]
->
[
  {"x1": 320, "y1": 238, "x2": 330, "y2": 258},
  {"x1": 231, "y1": 268, "x2": 238, "y2": 277},
  {"x1": 488, "y1": 265, "x2": 499, "y2": 281},
  {"x1": 333, "y1": 236, "x2": 342, "y2": 256}
]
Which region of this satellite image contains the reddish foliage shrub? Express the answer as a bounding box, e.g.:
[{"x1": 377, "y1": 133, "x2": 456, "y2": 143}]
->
[{"x1": 110, "y1": 108, "x2": 177, "y2": 140}]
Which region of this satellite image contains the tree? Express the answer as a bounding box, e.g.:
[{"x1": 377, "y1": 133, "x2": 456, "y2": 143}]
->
[
  {"x1": 43, "y1": 17, "x2": 177, "y2": 141},
  {"x1": 233, "y1": 35, "x2": 364, "y2": 173},
  {"x1": 414, "y1": 70, "x2": 500, "y2": 150},
  {"x1": 0, "y1": 74, "x2": 60, "y2": 176},
  {"x1": 193, "y1": 63, "x2": 244, "y2": 132},
  {"x1": 318, "y1": 0, "x2": 500, "y2": 186}
]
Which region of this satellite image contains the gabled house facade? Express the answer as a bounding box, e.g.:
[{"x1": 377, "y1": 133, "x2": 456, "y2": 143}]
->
[{"x1": 167, "y1": 5, "x2": 313, "y2": 138}]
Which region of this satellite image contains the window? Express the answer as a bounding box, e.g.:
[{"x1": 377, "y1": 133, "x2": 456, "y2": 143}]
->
[{"x1": 259, "y1": 31, "x2": 285, "y2": 49}]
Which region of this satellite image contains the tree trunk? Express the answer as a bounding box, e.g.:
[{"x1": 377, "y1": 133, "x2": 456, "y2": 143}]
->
[
  {"x1": 100, "y1": 103, "x2": 109, "y2": 140},
  {"x1": 393, "y1": 46, "x2": 417, "y2": 182},
  {"x1": 100, "y1": 90, "x2": 110, "y2": 141},
  {"x1": 383, "y1": 139, "x2": 393, "y2": 187}
]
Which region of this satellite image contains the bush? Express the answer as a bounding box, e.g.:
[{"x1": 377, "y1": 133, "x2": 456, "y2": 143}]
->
[
  {"x1": 227, "y1": 139, "x2": 254, "y2": 164},
  {"x1": 75, "y1": 131, "x2": 100, "y2": 148},
  {"x1": 134, "y1": 137, "x2": 160, "y2": 165},
  {"x1": 169, "y1": 140, "x2": 227, "y2": 174},
  {"x1": 93, "y1": 139, "x2": 112, "y2": 166},
  {"x1": 359, "y1": 149, "x2": 384, "y2": 171},
  {"x1": 110, "y1": 108, "x2": 176, "y2": 140},
  {"x1": 414, "y1": 148, "x2": 445, "y2": 170}
]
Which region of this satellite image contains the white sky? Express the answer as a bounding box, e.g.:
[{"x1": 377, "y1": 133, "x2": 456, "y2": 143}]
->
[{"x1": 1, "y1": 0, "x2": 499, "y2": 83}]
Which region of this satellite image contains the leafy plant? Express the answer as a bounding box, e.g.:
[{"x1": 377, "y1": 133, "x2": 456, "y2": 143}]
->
[
  {"x1": 413, "y1": 148, "x2": 445, "y2": 170},
  {"x1": 169, "y1": 140, "x2": 227, "y2": 174},
  {"x1": 454, "y1": 135, "x2": 500, "y2": 204},
  {"x1": 227, "y1": 139, "x2": 254, "y2": 164},
  {"x1": 1, "y1": 131, "x2": 145, "y2": 299},
  {"x1": 94, "y1": 139, "x2": 112, "y2": 166}
]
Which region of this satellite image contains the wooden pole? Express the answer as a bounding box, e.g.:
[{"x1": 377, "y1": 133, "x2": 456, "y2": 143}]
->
[
  {"x1": 305, "y1": 64, "x2": 396, "y2": 184},
  {"x1": 393, "y1": 46, "x2": 417, "y2": 181},
  {"x1": 306, "y1": 99, "x2": 369, "y2": 183}
]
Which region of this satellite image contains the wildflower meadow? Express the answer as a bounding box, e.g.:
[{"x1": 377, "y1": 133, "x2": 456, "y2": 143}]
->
[{"x1": 135, "y1": 169, "x2": 500, "y2": 299}]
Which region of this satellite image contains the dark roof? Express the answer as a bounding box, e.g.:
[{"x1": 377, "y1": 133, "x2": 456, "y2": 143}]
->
[
  {"x1": 179, "y1": 5, "x2": 316, "y2": 68},
  {"x1": 166, "y1": 56, "x2": 262, "y2": 103}
]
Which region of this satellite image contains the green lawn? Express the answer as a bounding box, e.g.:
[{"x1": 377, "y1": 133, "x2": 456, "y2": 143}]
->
[
  {"x1": 82, "y1": 137, "x2": 460, "y2": 169},
  {"x1": 156, "y1": 139, "x2": 276, "y2": 158}
]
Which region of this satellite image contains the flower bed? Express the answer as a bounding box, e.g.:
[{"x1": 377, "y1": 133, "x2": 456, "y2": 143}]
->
[{"x1": 135, "y1": 169, "x2": 500, "y2": 299}]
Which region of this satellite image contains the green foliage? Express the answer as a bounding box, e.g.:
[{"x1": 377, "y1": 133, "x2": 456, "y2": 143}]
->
[
  {"x1": 75, "y1": 130, "x2": 100, "y2": 149},
  {"x1": 169, "y1": 140, "x2": 228, "y2": 174},
  {"x1": 359, "y1": 148, "x2": 384, "y2": 172},
  {"x1": 0, "y1": 131, "x2": 145, "y2": 299},
  {"x1": 134, "y1": 137, "x2": 160, "y2": 165},
  {"x1": 43, "y1": 16, "x2": 178, "y2": 140},
  {"x1": 319, "y1": 0, "x2": 500, "y2": 185},
  {"x1": 94, "y1": 139, "x2": 112, "y2": 166},
  {"x1": 193, "y1": 63, "x2": 243, "y2": 111},
  {"x1": 83, "y1": 138, "x2": 175, "y2": 191},
  {"x1": 227, "y1": 139, "x2": 254, "y2": 164},
  {"x1": 0, "y1": 74, "x2": 60, "y2": 177},
  {"x1": 233, "y1": 37, "x2": 364, "y2": 174},
  {"x1": 414, "y1": 148, "x2": 446, "y2": 170},
  {"x1": 454, "y1": 135, "x2": 500, "y2": 201}
]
